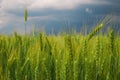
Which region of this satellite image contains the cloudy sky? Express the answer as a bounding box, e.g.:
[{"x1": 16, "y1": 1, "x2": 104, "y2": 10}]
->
[{"x1": 0, "y1": 0, "x2": 120, "y2": 34}]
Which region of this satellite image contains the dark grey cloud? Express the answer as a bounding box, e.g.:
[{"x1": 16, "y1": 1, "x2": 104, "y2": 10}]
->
[{"x1": 99, "y1": 0, "x2": 120, "y2": 5}]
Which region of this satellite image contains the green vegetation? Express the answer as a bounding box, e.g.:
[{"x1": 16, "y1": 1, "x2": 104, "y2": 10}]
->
[
  {"x1": 24, "y1": 7, "x2": 28, "y2": 35},
  {"x1": 0, "y1": 23, "x2": 120, "y2": 80}
]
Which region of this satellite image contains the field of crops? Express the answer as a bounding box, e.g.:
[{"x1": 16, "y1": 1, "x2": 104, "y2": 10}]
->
[{"x1": 0, "y1": 24, "x2": 120, "y2": 80}]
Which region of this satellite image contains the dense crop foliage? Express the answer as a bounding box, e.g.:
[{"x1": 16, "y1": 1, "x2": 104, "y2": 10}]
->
[{"x1": 0, "y1": 28, "x2": 120, "y2": 80}]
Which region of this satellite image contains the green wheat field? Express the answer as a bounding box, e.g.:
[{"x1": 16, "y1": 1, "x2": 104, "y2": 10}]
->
[
  {"x1": 0, "y1": 24, "x2": 120, "y2": 80},
  {"x1": 0, "y1": 9, "x2": 120, "y2": 80}
]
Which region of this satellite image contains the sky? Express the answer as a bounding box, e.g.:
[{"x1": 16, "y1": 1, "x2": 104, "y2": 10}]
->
[{"x1": 0, "y1": 0, "x2": 120, "y2": 34}]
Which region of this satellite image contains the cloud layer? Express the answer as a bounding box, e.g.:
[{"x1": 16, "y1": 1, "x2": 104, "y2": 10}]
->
[
  {"x1": 0, "y1": 0, "x2": 110, "y2": 10},
  {"x1": 0, "y1": 0, "x2": 119, "y2": 34}
]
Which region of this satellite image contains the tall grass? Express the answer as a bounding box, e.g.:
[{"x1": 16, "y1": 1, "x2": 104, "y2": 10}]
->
[
  {"x1": 24, "y1": 7, "x2": 28, "y2": 35},
  {"x1": 0, "y1": 25, "x2": 120, "y2": 80}
]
